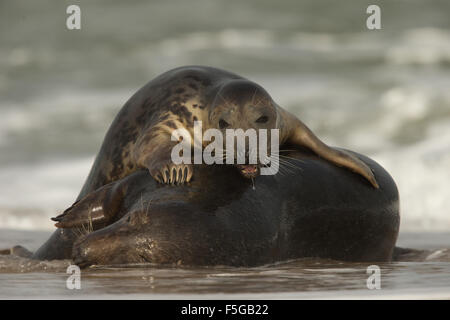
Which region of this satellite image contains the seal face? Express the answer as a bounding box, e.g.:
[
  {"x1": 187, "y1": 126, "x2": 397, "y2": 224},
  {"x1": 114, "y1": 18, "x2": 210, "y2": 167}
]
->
[
  {"x1": 77, "y1": 65, "x2": 377, "y2": 201},
  {"x1": 207, "y1": 79, "x2": 278, "y2": 179}
]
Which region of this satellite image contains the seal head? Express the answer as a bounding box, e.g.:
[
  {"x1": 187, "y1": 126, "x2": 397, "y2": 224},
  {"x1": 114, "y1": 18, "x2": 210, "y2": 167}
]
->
[{"x1": 208, "y1": 80, "x2": 277, "y2": 178}]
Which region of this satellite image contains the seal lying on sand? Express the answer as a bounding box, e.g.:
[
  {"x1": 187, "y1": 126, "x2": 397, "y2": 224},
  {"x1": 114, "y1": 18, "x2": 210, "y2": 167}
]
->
[{"x1": 51, "y1": 149, "x2": 398, "y2": 268}]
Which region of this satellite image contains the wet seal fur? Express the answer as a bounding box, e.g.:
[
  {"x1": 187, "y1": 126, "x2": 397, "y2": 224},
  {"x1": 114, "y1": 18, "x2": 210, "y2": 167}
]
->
[
  {"x1": 52, "y1": 149, "x2": 398, "y2": 267},
  {"x1": 31, "y1": 66, "x2": 385, "y2": 261}
]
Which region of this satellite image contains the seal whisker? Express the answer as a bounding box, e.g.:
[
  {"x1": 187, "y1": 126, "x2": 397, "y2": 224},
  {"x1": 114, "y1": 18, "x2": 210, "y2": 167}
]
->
[
  {"x1": 277, "y1": 155, "x2": 305, "y2": 168},
  {"x1": 72, "y1": 227, "x2": 82, "y2": 238},
  {"x1": 261, "y1": 158, "x2": 290, "y2": 176},
  {"x1": 75, "y1": 225, "x2": 85, "y2": 238},
  {"x1": 88, "y1": 212, "x2": 93, "y2": 234},
  {"x1": 270, "y1": 154, "x2": 304, "y2": 170},
  {"x1": 82, "y1": 221, "x2": 89, "y2": 236},
  {"x1": 270, "y1": 163, "x2": 290, "y2": 177},
  {"x1": 278, "y1": 154, "x2": 305, "y2": 162},
  {"x1": 276, "y1": 161, "x2": 304, "y2": 174},
  {"x1": 264, "y1": 157, "x2": 298, "y2": 176},
  {"x1": 261, "y1": 163, "x2": 281, "y2": 176},
  {"x1": 251, "y1": 88, "x2": 258, "y2": 105},
  {"x1": 277, "y1": 161, "x2": 296, "y2": 175},
  {"x1": 80, "y1": 222, "x2": 86, "y2": 235}
]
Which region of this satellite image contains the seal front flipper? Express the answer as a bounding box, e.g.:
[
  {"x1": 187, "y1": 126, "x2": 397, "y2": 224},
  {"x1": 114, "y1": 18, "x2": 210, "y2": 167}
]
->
[
  {"x1": 133, "y1": 124, "x2": 194, "y2": 184},
  {"x1": 146, "y1": 154, "x2": 193, "y2": 185},
  {"x1": 52, "y1": 180, "x2": 126, "y2": 229},
  {"x1": 277, "y1": 106, "x2": 379, "y2": 188}
]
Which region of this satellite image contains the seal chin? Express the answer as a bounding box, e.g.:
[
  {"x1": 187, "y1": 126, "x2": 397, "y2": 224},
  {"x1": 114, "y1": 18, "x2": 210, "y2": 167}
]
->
[{"x1": 236, "y1": 164, "x2": 260, "y2": 179}]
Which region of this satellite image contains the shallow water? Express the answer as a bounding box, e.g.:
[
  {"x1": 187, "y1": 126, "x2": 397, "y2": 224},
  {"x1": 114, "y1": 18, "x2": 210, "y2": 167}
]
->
[{"x1": 0, "y1": 229, "x2": 449, "y2": 299}]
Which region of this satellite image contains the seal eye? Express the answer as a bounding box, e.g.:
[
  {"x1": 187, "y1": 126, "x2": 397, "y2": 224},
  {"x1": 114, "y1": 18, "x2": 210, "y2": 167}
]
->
[
  {"x1": 219, "y1": 119, "x2": 230, "y2": 129},
  {"x1": 256, "y1": 116, "x2": 269, "y2": 123}
]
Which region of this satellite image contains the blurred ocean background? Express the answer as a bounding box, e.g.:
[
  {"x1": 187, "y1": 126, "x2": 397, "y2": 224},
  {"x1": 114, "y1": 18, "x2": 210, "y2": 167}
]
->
[{"x1": 1, "y1": 0, "x2": 450, "y2": 234}]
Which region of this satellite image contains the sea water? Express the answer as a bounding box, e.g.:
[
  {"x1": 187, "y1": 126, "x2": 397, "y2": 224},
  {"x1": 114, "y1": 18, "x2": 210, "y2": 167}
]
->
[{"x1": 0, "y1": 0, "x2": 449, "y2": 298}]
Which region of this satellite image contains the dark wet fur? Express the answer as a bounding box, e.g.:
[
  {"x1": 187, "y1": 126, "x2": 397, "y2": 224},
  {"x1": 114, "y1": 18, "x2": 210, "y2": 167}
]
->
[{"x1": 37, "y1": 150, "x2": 400, "y2": 267}]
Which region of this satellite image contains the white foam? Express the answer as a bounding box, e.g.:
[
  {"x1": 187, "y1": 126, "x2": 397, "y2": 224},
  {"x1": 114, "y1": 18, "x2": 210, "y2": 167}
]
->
[
  {"x1": 386, "y1": 28, "x2": 450, "y2": 65},
  {"x1": 156, "y1": 29, "x2": 275, "y2": 56},
  {"x1": 0, "y1": 88, "x2": 132, "y2": 138},
  {"x1": 375, "y1": 128, "x2": 450, "y2": 231},
  {"x1": 0, "y1": 157, "x2": 93, "y2": 230}
]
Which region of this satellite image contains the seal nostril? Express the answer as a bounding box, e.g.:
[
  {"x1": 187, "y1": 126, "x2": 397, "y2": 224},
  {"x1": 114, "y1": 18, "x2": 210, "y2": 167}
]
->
[{"x1": 219, "y1": 119, "x2": 229, "y2": 129}]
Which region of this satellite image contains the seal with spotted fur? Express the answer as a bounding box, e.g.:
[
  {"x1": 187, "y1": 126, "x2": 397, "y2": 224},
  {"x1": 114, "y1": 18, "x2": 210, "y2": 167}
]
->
[
  {"x1": 30, "y1": 66, "x2": 380, "y2": 261},
  {"x1": 78, "y1": 65, "x2": 378, "y2": 196}
]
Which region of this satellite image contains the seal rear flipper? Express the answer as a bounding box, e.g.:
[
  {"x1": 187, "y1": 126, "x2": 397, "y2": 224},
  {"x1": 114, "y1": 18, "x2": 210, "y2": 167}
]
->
[
  {"x1": 278, "y1": 106, "x2": 379, "y2": 189},
  {"x1": 52, "y1": 181, "x2": 125, "y2": 229}
]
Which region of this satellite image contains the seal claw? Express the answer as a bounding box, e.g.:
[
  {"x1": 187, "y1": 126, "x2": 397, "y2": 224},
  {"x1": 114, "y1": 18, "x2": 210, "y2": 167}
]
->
[{"x1": 150, "y1": 161, "x2": 193, "y2": 185}]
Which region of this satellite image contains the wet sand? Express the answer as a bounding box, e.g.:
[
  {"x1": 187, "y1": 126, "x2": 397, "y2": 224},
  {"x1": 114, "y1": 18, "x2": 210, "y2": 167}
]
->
[{"x1": 0, "y1": 229, "x2": 449, "y2": 299}]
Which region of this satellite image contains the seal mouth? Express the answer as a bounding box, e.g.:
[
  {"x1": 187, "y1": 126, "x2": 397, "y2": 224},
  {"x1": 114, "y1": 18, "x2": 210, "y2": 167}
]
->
[{"x1": 236, "y1": 164, "x2": 260, "y2": 178}]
